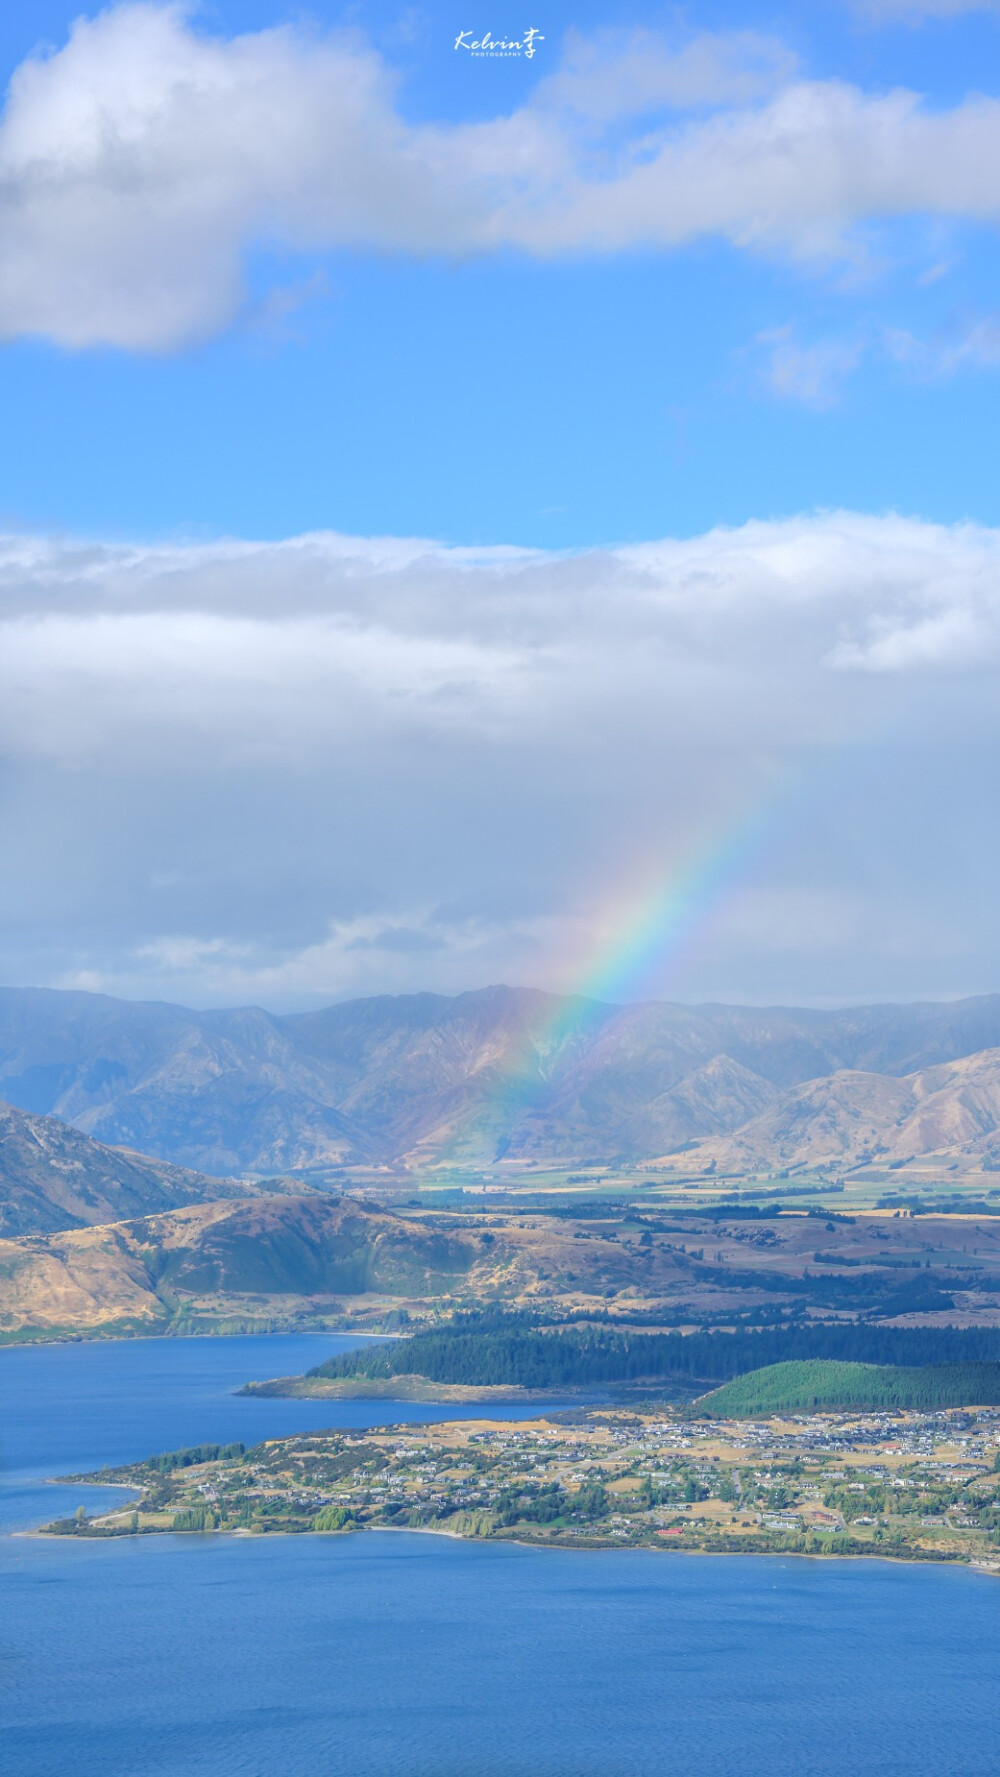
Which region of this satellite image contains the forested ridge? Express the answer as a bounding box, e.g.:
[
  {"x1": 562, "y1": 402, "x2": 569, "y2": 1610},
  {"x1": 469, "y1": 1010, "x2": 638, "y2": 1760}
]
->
[{"x1": 308, "y1": 1318, "x2": 1000, "y2": 1391}]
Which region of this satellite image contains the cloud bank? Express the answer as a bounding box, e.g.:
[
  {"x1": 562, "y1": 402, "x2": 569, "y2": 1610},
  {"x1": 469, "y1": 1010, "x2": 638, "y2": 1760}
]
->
[
  {"x1": 2, "y1": 511, "x2": 1000, "y2": 1006},
  {"x1": 5, "y1": 6, "x2": 1000, "y2": 347}
]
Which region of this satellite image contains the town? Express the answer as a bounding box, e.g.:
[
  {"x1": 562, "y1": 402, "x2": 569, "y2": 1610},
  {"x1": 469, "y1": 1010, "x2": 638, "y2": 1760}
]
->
[{"x1": 49, "y1": 1402, "x2": 1000, "y2": 1570}]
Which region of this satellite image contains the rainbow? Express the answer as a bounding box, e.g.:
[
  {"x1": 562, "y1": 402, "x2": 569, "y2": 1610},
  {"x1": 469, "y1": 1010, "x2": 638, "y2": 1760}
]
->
[
  {"x1": 558, "y1": 796, "x2": 779, "y2": 1014},
  {"x1": 474, "y1": 783, "x2": 790, "y2": 1160}
]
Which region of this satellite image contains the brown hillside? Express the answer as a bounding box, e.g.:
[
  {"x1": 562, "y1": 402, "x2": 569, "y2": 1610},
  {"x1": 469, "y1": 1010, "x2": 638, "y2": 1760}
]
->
[
  {"x1": 674, "y1": 1048, "x2": 1000, "y2": 1174},
  {"x1": 7, "y1": 1191, "x2": 1000, "y2": 1339}
]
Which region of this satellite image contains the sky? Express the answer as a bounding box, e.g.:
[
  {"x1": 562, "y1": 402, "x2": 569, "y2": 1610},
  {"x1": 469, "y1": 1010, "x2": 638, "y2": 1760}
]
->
[{"x1": 2, "y1": 0, "x2": 1000, "y2": 1010}]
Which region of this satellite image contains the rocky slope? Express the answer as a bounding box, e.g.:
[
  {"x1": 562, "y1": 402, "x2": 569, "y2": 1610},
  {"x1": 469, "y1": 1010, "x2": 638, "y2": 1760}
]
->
[
  {"x1": 4, "y1": 983, "x2": 1000, "y2": 1173},
  {"x1": 0, "y1": 1097, "x2": 290, "y2": 1237}
]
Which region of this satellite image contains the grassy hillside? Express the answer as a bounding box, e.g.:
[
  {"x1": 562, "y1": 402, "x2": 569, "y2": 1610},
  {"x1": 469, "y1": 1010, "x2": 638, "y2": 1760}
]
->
[
  {"x1": 0, "y1": 1195, "x2": 487, "y2": 1336},
  {"x1": 8, "y1": 1180, "x2": 1000, "y2": 1346},
  {"x1": 699, "y1": 1358, "x2": 1000, "y2": 1415},
  {"x1": 146, "y1": 1196, "x2": 478, "y2": 1298}
]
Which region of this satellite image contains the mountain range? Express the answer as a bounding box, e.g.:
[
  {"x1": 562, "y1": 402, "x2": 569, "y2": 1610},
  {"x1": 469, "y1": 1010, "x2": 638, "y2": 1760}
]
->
[{"x1": 4, "y1": 983, "x2": 1000, "y2": 1176}]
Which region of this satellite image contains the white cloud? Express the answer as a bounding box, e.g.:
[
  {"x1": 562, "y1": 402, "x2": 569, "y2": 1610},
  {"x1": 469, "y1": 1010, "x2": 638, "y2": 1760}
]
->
[
  {"x1": 1, "y1": 512, "x2": 999, "y2": 773},
  {"x1": 755, "y1": 326, "x2": 865, "y2": 406},
  {"x1": 6, "y1": 6, "x2": 1000, "y2": 347},
  {"x1": 108, "y1": 909, "x2": 562, "y2": 1004},
  {"x1": 530, "y1": 27, "x2": 797, "y2": 120},
  {"x1": 1, "y1": 511, "x2": 1000, "y2": 1005},
  {"x1": 884, "y1": 313, "x2": 1000, "y2": 375},
  {"x1": 748, "y1": 311, "x2": 1000, "y2": 404},
  {"x1": 1, "y1": 510, "x2": 999, "y2": 757}
]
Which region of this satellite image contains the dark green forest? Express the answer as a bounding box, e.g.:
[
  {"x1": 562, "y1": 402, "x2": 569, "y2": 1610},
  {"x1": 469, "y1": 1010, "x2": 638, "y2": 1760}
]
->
[
  {"x1": 145, "y1": 1442, "x2": 245, "y2": 1474},
  {"x1": 308, "y1": 1317, "x2": 1000, "y2": 1391}
]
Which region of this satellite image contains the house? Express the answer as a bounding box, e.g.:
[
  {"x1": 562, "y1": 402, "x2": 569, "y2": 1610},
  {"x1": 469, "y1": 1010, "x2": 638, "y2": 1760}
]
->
[{"x1": 801, "y1": 1506, "x2": 846, "y2": 1530}]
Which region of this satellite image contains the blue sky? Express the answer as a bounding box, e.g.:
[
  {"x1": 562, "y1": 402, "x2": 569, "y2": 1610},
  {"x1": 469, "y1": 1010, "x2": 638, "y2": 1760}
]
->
[
  {"x1": 2, "y1": 0, "x2": 1000, "y2": 545},
  {"x1": 2, "y1": 0, "x2": 1000, "y2": 1008}
]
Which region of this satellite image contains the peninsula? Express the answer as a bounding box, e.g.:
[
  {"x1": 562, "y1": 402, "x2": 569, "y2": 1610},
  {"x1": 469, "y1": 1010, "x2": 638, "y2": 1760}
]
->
[{"x1": 46, "y1": 1392, "x2": 1000, "y2": 1569}]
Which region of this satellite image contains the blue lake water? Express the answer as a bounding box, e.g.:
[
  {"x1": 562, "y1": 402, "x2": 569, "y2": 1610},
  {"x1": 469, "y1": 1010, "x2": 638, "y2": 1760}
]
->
[
  {"x1": 3, "y1": 1334, "x2": 1000, "y2": 1776},
  {"x1": 0, "y1": 1332, "x2": 579, "y2": 1532}
]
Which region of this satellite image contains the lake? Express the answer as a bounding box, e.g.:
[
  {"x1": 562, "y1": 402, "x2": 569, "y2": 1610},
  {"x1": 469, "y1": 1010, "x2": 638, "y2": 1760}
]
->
[{"x1": 3, "y1": 1333, "x2": 1000, "y2": 1776}]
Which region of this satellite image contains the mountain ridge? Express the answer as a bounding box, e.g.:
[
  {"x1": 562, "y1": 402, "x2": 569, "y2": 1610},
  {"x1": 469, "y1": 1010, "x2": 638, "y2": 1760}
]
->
[
  {"x1": 672, "y1": 1046, "x2": 1000, "y2": 1176},
  {"x1": 5, "y1": 1187, "x2": 1000, "y2": 1341},
  {"x1": 0, "y1": 1096, "x2": 302, "y2": 1237},
  {"x1": 3, "y1": 983, "x2": 1000, "y2": 1174}
]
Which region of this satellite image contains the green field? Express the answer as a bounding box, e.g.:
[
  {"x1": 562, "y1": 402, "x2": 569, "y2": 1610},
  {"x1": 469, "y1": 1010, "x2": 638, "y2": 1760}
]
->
[{"x1": 698, "y1": 1358, "x2": 1000, "y2": 1415}]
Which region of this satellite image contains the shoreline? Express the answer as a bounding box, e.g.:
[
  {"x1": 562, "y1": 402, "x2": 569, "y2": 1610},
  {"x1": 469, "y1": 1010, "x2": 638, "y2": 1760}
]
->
[
  {"x1": 21, "y1": 1517, "x2": 999, "y2": 1574},
  {"x1": 0, "y1": 1324, "x2": 392, "y2": 1352},
  {"x1": 25, "y1": 1480, "x2": 990, "y2": 1570},
  {"x1": 238, "y1": 1373, "x2": 587, "y2": 1405}
]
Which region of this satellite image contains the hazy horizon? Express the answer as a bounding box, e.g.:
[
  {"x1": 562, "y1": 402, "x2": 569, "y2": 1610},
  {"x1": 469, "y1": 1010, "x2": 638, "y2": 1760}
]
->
[{"x1": 4, "y1": 976, "x2": 1000, "y2": 1020}]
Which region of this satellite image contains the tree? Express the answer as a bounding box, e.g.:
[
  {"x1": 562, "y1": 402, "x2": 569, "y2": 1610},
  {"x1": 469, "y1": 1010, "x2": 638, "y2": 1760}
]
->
[{"x1": 314, "y1": 1506, "x2": 353, "y2": 1532}]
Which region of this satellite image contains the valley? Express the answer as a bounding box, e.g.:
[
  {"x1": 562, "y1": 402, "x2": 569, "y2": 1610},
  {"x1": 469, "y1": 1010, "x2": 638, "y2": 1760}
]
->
[{"x1": 8, "y1": 983, "x2": 1000, "y2": 1348}]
